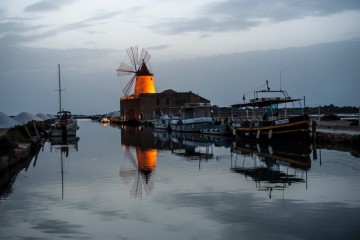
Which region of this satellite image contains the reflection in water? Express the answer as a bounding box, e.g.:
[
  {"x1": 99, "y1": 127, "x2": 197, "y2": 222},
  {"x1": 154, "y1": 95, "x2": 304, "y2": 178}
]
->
[
  {"x1": 50, "y1": 136, "x2": 79, "y2": 199},
  {"x1": 0, "y1": 150, "x2": 35, "y2": 200},
  {"x1": 231, "y1": 141, "x2": 312, "y2": 198},
  {"x1": 120, "y1": 126, "x2": 157, "y2": 198}
]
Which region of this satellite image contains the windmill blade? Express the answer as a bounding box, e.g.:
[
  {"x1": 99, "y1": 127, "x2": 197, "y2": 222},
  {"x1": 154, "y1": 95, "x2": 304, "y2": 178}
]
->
[
  {"x1": 139, "y1": 48, "x2": 151, "y2": 65},
  {"x1": 116, "y1": 62, "x2": 135, "y2": 76},
  {"x1": 126, "y1": 45, "x2": 138, "y2": 70},
  {"x1": 123, "y1": 75, "x2": 136, "y2": 96}
]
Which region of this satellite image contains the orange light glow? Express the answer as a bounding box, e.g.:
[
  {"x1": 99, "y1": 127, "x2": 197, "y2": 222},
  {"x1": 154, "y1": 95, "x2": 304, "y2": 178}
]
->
[
  {"x1": 135, "y1": 148, "x2": 157, "y2": 171},
  {"x1": 134, "y1": 76, "x2": 156, "y2": 95}
]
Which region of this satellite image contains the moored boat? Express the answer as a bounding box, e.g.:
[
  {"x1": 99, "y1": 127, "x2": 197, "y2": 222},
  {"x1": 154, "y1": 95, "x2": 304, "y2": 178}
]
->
[
  {"x1": 170, "y1": 103, "x2": 213, "y2": 132},
  {"x1": 50, "y1": 64, "x2": 79, "y2": 138},
  {"x1": 231, "y1": 81, "x2": 310, "y2": 142},
  {"x1": 153, "y1": 111, "x2": 174, "y2": 131},
  {"x1": 50, "y1": 111, "x2": 79, "y2": 137},
  {"x1": 200, "y1": 123, "x2": 232, "y2": 136}
]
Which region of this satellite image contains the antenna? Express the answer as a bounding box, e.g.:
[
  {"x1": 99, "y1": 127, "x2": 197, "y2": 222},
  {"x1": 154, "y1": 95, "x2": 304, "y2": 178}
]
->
[{"x1": 280, "y1": 70, "x2": 282, "y2": 90}]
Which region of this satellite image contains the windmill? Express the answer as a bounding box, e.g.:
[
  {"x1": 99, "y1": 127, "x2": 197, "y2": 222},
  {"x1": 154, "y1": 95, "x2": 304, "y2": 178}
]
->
[{"x1": 116, "y1": 45, "x2": 156, "y2": 97}]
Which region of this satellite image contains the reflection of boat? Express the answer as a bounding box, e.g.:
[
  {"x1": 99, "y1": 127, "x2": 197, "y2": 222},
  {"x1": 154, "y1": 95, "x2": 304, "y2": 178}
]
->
[
  {"x1": 50, "y1": 135, "x2": 80, "y2": 149},
  {"x1": 171, "y1": 132, "x2": 213, "y2": 160},
  {"x1": 231, "y1": 141, "x2": 311, "y2": 198},
  {"x1": 170, "y1": 103, "x2": 213, "y2": 132},
  {"x1": 231, "y1": 81, "x2": 310, "y2": 142},
  {"x1": 50, "y1": 64, "x2": 79, "y2": 138},
  {"x1": 199, "y1": 133, "x2": 233, "y2": 148}
]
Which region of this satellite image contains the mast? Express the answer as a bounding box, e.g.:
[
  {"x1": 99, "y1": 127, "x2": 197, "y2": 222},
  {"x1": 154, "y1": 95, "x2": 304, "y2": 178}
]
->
[{"x1": 58, "y1": 64, "x2": 62, "y2": 112}]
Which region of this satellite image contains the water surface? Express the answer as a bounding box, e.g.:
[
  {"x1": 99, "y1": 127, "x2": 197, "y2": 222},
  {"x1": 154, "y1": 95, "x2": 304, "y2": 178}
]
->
[{"x1": 1, "y1": 120, "x2": 360, "y2": 240}]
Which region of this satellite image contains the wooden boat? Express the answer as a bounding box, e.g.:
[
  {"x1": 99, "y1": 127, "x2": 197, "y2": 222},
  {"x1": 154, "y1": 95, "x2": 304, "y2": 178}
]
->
[
  {"x1": 50, "y1": 64, "x2": 79, "y2": 138},
  {"x1": 231, "y1": 81, "x2": 310, "y2": 142},
  {"x1": 170, "y1": 103, "x2": 213, "y2": 132}
]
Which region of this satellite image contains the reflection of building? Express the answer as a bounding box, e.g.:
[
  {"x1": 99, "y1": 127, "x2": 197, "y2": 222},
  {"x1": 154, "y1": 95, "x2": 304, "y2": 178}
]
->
[
  {"x1": 231, "y1": 142, "x2": 312, "y2": 198},
  {"x1": 120, "y1": 90, "x2": 210, "y2": 124}
]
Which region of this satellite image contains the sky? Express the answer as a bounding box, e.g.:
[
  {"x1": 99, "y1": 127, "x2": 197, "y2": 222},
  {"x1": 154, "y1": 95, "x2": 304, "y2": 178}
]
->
[{"x1": 1, "y1": 0, "x2": 360, "y2": 115}]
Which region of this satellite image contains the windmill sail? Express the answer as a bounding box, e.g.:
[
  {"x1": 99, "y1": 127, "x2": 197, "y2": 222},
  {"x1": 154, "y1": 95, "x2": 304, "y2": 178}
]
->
[{"x1": 116, "y1": 45, "x2": 156, "y2": 97}]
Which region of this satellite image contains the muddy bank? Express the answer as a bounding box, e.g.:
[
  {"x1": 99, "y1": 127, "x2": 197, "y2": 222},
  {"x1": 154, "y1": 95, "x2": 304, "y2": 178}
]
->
[{"x1": 0, "y1": 121, "x2": 49, "y2": 173}]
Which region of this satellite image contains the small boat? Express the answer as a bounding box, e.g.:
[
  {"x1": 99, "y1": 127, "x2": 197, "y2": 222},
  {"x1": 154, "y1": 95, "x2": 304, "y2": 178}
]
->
[
  {"x1": 231, "y1": 81, "x2": 310, "y2": 142},
  {"x1": 50, "y1": 64, "x2": 79, "y2": 138},
  {"x1": 153, "y1": 111, "x2": 173, "y2": 130},
  {"x1": 170, "y1": 103, "x2": 213, "y2": 132},
  {"x1": 51, "y1": 111, "x2": 79, "y2": 137},
  {"x1": 200, "y1": 123, "x2": 232, "y2": 136}
]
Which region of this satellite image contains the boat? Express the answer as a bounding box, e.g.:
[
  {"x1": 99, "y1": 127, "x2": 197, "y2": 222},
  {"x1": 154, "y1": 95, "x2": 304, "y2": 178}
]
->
[
  {"x1": 50, "y1": 64, "x2": 79, "y2": 138},
  {"x1": 170, "y1": 103, "x2": 213, "y2": 132},
  {"x1": 200, "y1": 123, "x2": 232, "y2": 136},
  {"x1": 230, "y1": 81, "x2": 310, "y2": 142},
  {"x1": 153, "y1": 110, "x2": 174, "y2": 130}
]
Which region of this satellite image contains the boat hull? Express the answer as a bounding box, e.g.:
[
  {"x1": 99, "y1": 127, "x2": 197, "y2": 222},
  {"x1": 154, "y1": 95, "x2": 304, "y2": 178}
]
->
[
  {"x1": 50, "y1": 119, "x2": 79, "y2": 137},
  {"x1": 170, "y1": 117, "x2": 213, "y2": 132},
  {"x1": 200, "y1": 124, "x2": 232, "y2": 136},
  {"x1": 234, "y1": 115, "x2": 311, "y2": 142}
]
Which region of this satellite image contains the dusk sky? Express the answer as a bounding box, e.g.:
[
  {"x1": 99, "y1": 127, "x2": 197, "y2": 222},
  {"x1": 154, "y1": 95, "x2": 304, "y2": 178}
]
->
[{"x1": 1, "y1": 0, "x2": 360, "y2": 115}]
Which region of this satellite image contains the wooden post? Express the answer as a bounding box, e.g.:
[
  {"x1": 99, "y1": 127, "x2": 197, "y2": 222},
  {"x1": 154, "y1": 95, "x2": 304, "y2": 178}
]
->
[{"x1": 312, "y1": 120, "x2": 317, "y2": 142}]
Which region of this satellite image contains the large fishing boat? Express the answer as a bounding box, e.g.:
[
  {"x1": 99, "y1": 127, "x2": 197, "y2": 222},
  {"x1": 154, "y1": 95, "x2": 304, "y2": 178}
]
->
[
  {"x1": 170, "y1": 103, "x2": 213, "y2": 132},
  {"x1": 231, "y1": 81, "x2": 310, "y2": 142}
]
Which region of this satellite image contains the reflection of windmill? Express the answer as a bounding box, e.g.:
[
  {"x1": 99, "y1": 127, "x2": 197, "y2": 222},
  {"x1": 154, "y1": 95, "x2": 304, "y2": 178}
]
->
[
  {"x1": 120, "y1": 145, "x2": 156, "y2": 198},
  {"x1": 116, "y1": 45, "x2": 156, "y2": 97}
]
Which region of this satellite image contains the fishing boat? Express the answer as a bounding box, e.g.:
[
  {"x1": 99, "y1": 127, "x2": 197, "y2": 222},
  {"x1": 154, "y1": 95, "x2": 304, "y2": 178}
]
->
[
  {"x1": 153, "y1": 110, "x2": 175, "y2": 131},
  {"x1": 50, "y1": 64, "x2": 79, "y2": 138},
  {"x1": 231, "y1": 81, "x2": 310, "y2": 142},
  {"x1": 200, "y1": 123, "x2": 232, "y2": 136},
  {"x1": 170, "y1": 103, "x2": 213, "y2": 132}
]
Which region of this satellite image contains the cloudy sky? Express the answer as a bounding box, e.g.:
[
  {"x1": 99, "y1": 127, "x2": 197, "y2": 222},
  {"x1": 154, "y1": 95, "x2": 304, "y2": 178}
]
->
[{"x1": 1, "y1": 0, "x2": 360, "y2": 115}]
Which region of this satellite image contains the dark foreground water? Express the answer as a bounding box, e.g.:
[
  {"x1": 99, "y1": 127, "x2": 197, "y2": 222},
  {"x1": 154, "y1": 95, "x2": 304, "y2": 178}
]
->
[{"x1": 1, "y1": 120, "x2": 360, "y2": 240}]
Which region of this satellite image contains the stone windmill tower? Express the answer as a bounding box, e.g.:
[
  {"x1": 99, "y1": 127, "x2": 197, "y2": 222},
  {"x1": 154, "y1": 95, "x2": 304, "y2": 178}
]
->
[{"x1": 116, "y1": 46, "x2": 156, "y2": 97}]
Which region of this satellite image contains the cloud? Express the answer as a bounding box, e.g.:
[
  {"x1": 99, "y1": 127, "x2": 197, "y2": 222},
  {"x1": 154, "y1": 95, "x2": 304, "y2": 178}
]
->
[
  {"x1": 0, "y1": 10, "x2": 123, "y2": 46},
  {"x1": 151, "y1": 0, "x2": 360, "y2": 34},
  {"x1": 24, "y1": 0, "x2": 74, "y2": 12},
  {"x1": 147, "y1": 45, "x2": 172, "y2": 51}
]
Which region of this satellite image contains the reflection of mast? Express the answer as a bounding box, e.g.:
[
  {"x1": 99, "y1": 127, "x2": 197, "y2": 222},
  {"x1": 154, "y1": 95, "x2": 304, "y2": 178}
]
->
[
  {"x1": 50, "y1": 137, "x2": 79, "y2": 199},
  {"x1": 60, "y1": 147, "x2": 68, "y2": 199}
]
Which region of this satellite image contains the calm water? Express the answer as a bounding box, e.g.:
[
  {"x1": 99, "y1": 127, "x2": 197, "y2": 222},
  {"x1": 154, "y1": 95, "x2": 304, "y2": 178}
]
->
[{"x1": 1, "y1": 120, "x2": 360, "y2": 240}]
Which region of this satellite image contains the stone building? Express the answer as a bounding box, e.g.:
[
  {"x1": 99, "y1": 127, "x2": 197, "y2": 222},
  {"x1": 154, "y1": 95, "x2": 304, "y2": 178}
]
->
[{"x1": 120, "y1": 89, "x2": 210, "y2": 123}]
